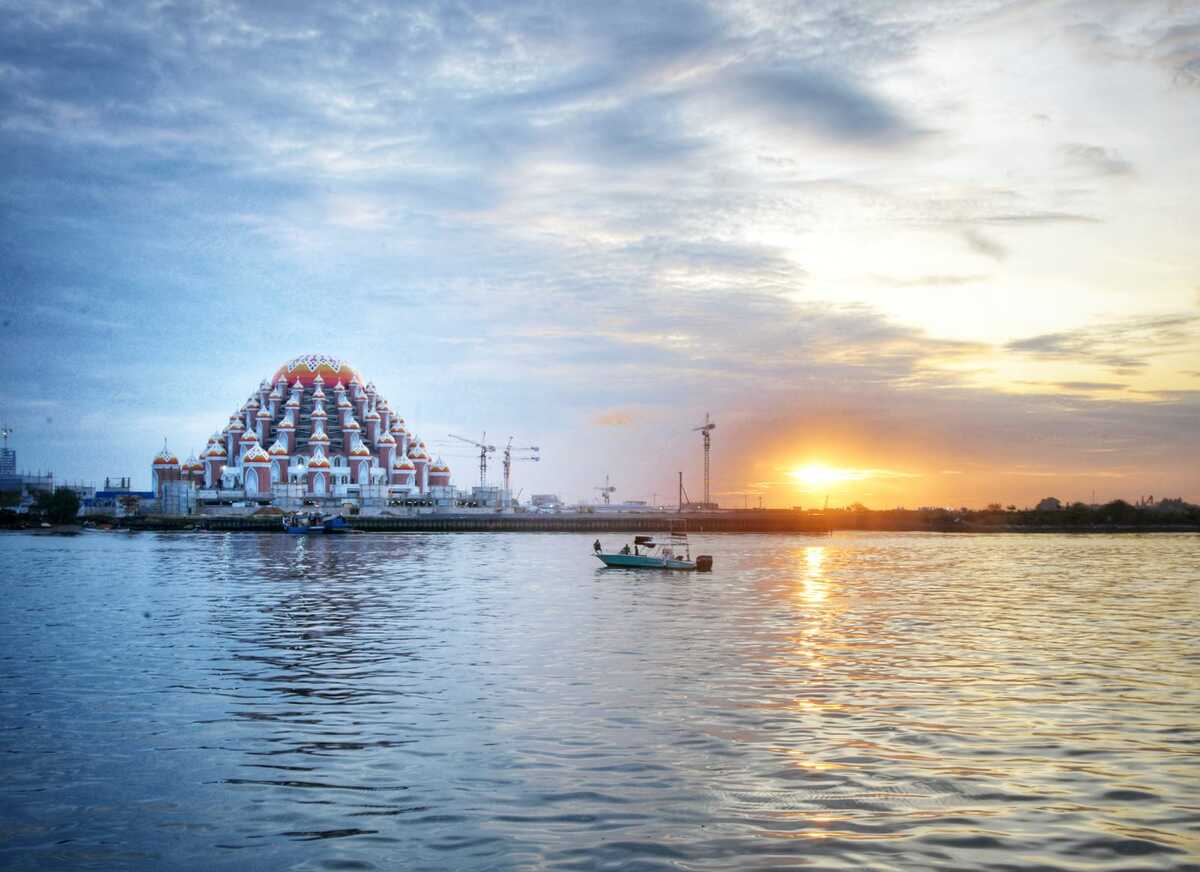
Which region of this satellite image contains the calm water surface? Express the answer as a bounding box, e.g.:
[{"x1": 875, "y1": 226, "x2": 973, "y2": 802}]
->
[{"x1": 0, "y1": 531, "x2": 1197, "y2": 870}]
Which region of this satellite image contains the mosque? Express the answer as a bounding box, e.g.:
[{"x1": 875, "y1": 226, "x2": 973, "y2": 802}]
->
[{"x1": 150, "y1": 354, "x2": 454, "y2": 513}]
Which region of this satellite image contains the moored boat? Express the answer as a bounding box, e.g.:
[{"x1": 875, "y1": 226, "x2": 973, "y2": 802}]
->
[{"x1": 283, "y1": 512, "x2": 352, "y2": 534}]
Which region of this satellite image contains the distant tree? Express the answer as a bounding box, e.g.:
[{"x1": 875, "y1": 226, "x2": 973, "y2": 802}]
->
[
  {"x1": 1005, "y1": 504, "x2": 1016, "y2": 512},
  {"x1": 1101, "y1": 499, "x2": 1137, "y2": 524},
  {"x1": 33, "y1": 488, "x2": 81, "y2": 525},
  {"x1": 0, "y1": 490, "x2": 19, "y2": 509},
  {"x1": 848, "y1": 502, "x2": 868, "y2": 512},
  {"x1": 986, "y1": 503, "x2": 1003, "y2": 512}
]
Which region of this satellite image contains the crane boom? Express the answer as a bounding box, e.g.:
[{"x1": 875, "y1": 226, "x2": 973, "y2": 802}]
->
[{"x1": 448, "y1": 432, "x2": 496, "y2": 488}]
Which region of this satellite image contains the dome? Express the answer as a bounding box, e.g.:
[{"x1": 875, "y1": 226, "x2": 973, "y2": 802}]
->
[
  {"x1": 278, "y1": 417, "x2": 295, "y2": 430},
  {"x1": 309, "y1": 431, "x2": 330, "y2": 444},
  {"x1": 243, "y1": 445, "x2": 270, "y2": 463},
  {"x1": 377, "y1": 431, "x2": 395, "y2": 445},
  {"x1": 350, "y1": 443, "x2": 372, "y2": 457},
  {"x1": 430, "y1": 458, "x2": 450, "y2": 473},
  {"x1": 203, "y1": 442, "x2": 226, "y2": 458},
  {"x1": 153, "y1": 447, "x2": 179, "y2": 466},
  {"x1": 308, "y1": 453, "x2": 331, "y2": 469},
  {"x1": 268, "y1": 440, "x2": 289, "y2": 456},
  {"x1": 408, "y1": 445, "x2": 428, "y2": 461},
  {"x1": 240, "y1": 430, "x2": 259, "y2": 443},
  {"x1": 272, "y1": 354, "x2": 362, "y2": 390},
  {"x1": 393, "y1": 456, "x2": 415, "y2": 470},
  {"x1": 257, "y1": 407, "x2": 272, "y2": 419},
  {"x1": 228, "y1": 418, "x2": 244, "y2": 432}
]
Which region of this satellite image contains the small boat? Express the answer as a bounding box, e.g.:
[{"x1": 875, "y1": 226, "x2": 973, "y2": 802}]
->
[
  {"x1": 283, "y1": 512, "x2": 351, "y2": 534},
  {"x1": 594, "y1": 530, "x2": 713, "y2": 571}
]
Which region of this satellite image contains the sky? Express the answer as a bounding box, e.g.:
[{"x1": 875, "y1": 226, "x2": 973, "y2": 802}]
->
[{"x1": 1, "y1": 0, "x2": 1198, "y2": 508}]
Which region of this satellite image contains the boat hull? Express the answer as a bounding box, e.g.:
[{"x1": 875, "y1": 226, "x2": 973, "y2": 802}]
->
[{"x1": 595, "y1": 553, "x2": 696, "y2": 570}]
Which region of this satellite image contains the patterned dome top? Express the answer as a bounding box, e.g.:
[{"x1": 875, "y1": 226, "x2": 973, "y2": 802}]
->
[
  {"x1": 393, "y1": 456, "x2": 415, "y2": 470},
  {"x1": 243, "y1": 445, "x2": 270, "y2": 463},
  {"x1": 271, "y1": 354, "x2": 361, "y2": 390},
  {"x1": 153, "y1": 446, "x2": 179, "y2": 466},
  {"x1": 203, "y1": 441, "x2": 226, "y2": 458},
  {"x1": 430, "y1": 458, "x2": 450, "y2": 473}
]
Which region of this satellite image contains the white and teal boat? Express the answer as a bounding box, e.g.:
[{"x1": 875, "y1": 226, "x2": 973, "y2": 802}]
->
[{"x1": 593, "y1": 531, "x2": 712, "y2": 571}]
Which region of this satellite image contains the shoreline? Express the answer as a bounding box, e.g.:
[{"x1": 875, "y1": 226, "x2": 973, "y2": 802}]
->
[{"x1": 9, "y1": 512, "x2": 1196, "y2": 534}]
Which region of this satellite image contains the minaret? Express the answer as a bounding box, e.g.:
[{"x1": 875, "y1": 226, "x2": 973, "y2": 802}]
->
[
  {"x1": 335, "y1": 381, "x2": 352, "y2": 427},
  {"x1": 351, "y1": 375, "x2": 367, "y2": 420},
  {"x1": 392, "y1": 418, "x2": 409, "y2": 456},
  {"x1": 244, "y1": 397, "x2": 260, "y2": 431},
  {"x1": 151, "y1": 443, "x2": 181, "y2": 499},
  {"x1": 267, "y1": 382, "x2": 282, "y2": 417},
  {"x1": 349, "y1": 438, "x2": 373, "y2": 484},
  {"x1": 306, "y1": 446, "x2": 331, "y2": 496},
  {"x1": 268, "y1": 438, "x2": 290, "y2": 485},
  {"x1": 241, "y1": 444, "x2": 271, "y2": 498},
  {"x1": 227, "y1": 418, "x2": 244, "y2": 460},
  {"x1": 364, "y1": 400, "x2": 380, "y2": 445},
  {"x1": 378, "y1": 398, "x2": 392, "y2": 433},
  {"x1": 342, "y1": 418, "x2": 361, "y2": 457},
  {"x1": 408, "y1": 441, "x2": 430, "y2": 494},
  {"x1": 308, "y1": 428, "x2": 331, "y2": 459},
  {"x1": 311, "y1": 397, "x2": 328, "y2": 440},
  {"x1": 277, "y1": 413, "x2": 296, "y2": 455},
  {"x1": 203, "y1": 436, "x2": 227, "y2": 488},
  {"x1": 256, "y1": 406, "x2": 272, "y2": 445},
  {"x1": 391, "y1": 455, "x2": 416, "y2": 489},
  {"x1": 376, "y1": 429, "x2": 396, "y2": 473},
  {"x1": 238, "y1": 428, "x2": 259, "y2": 464},
  {"x1": 429, "y1": 458, "x2": 451, "y2": 489}
]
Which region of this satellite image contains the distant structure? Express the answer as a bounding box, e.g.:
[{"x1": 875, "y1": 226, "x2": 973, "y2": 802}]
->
[
  {"x1": 1036, "y1": 497, "x2": 1063, "y2": 511},
  {"x1": 692, "y1": 412, "x2": 716, "y2": 507},
  {"x1": 150, "y1": 354, "x2": 455, "y2": 514},
  {"x1": 0, "y1": 424, "x2": 14, "y2": 479},
  {"x1": 594, "y1": 474, "x2": 616, "y2": 505}
]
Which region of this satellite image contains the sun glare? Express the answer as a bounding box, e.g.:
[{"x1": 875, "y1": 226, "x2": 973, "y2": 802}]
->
[{"x1": 789, "y1": 464, "x2": 865, "y2": 488}]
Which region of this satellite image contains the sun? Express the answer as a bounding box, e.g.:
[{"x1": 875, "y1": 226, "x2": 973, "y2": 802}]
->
[{"x1": 789, "y1": 464, "x2": 865, "y2": 488}]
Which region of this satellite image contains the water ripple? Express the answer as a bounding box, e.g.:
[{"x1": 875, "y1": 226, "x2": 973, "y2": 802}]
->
[{"x1": 0, "y1": 531, "x2": 1197, "y2": 870}]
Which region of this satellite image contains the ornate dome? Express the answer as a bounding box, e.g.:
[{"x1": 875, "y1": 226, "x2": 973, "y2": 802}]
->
[
  {"x1": 243, "y1": 445, "x2": 270, "y2": 464},
  {"x1": 153, "y1": 447, "x2": 179, "y2": 466},
  {"x1": 271, "y1": 354, "x2": 361, "y2": 390}
]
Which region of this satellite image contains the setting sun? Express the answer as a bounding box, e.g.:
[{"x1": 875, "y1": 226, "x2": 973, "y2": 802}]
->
[{"x1": 789, "y1": 464, "x2": 867, "y2": 489}]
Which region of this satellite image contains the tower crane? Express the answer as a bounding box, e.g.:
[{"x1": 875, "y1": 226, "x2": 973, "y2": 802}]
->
[
  {"x1": 448, "y1": 432, "x2": 495, "y2": 488},
  {"x1": 692, "y1": 412, "x2": 716, "y2": 507},
  {"x1": 594, "y1": 474, "x2": 616, "y2": 505},
  {"x1": 502, "y1": 437, "x2": 540, "y2": 492}
]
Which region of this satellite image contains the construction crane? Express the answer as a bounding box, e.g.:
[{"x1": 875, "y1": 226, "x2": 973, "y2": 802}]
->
[
  {"x1": 448, "y1": 432, "x2": 495, "y2": 488},
  {"x1": 502, "y1": 437, "x2": 540, "y2": 493},
  {"x1": 692, "y1": 412, "x2": 716, "y2": 506},
  {"x1": 594, "y1": 474, "x2": 616, "y2": 505}
]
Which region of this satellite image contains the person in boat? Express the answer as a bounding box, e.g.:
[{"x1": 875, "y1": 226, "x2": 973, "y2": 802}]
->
[
  {"x1": 620, "y1": 544, "x2": 631, "y2": 555},
  {"x1": 593, "y1": 539, "x2": 602, "y2": 553}
]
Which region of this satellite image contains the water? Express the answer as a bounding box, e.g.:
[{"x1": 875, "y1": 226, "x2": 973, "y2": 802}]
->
[{"x1": 0, "y1": 531, "x2": 1197, "y2": 871}]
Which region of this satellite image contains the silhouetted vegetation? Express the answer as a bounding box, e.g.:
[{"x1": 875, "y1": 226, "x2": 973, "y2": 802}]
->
[
  {"x1": 813, "y1": 499, "x2": 1198, "y2": 531},
  {"x1": 33, "y1": 488, "x2": 81, "y2": 525}
]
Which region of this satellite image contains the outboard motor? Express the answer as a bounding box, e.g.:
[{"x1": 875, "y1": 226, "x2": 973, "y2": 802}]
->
[{"x1": 696, "y1": 555, "x2": 713, "y2": 572}]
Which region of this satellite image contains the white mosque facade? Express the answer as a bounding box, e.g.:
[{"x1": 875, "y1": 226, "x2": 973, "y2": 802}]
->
[{"x1": 150, "y1": 355, "x2": 455, "y2": 513}]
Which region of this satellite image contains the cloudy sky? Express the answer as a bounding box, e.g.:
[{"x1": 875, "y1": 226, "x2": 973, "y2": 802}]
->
[{"x1": 2, "y1": 0, "x2": 1198, "y2": 507}]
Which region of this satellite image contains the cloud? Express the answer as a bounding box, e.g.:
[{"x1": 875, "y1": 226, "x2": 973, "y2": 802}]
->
[
  {"x1": 961, "y1": 229, "x2": 1009, "y2": 261},
  {"x1": 1006, "y1": 315, "x2": 1200, "y2": 372},
  {"x1": 1061, "y1": 143, "x2": 1135, "y2": 176},
  {"x1": 719, "y1": 66, "x2": 921, "y2": 144},
  {"x1": 593, "y1": 410, "x2": 635, "y2": 427}
]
